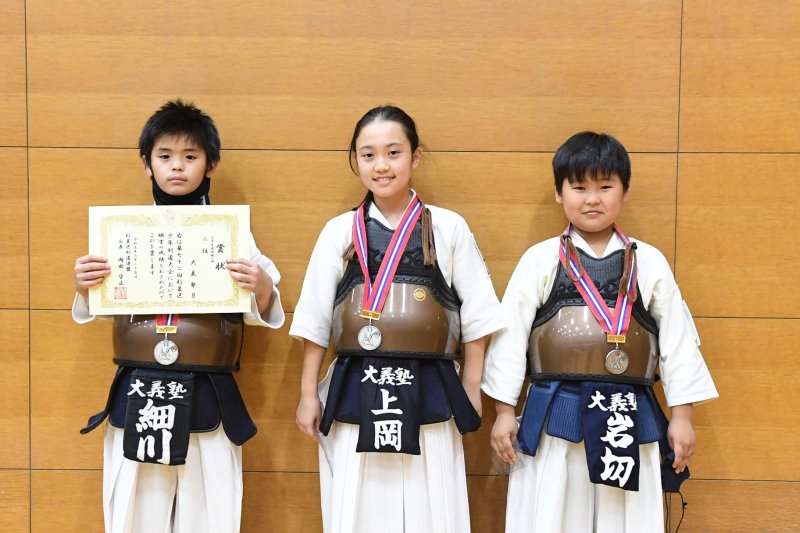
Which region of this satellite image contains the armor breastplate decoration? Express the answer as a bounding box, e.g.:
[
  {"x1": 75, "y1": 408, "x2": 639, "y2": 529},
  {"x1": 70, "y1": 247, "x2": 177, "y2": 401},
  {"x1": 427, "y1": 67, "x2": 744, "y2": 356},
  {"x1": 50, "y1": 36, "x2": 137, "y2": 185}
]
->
[
  {"x1": 528, "y1": 247, "x2": 659, "y2": 385},
  {"x1": 112, "y1": 314, "x2": 243, "y2": 372},
  {"x1": 334, "y1": 282, "x2": 461, "y2": 357},
  {"x1": 332, "y1": 209, "x2": 462, "y2": 359},
  {"x1": 528, "y1": 307, "x2": 658, "y2": 385}
]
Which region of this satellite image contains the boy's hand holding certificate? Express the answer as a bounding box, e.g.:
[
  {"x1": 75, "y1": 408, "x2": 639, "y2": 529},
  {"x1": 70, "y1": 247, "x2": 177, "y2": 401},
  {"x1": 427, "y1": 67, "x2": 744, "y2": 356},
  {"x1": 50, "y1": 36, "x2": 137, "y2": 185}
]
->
[{"x1": 88, "y1": 205, "x2": 251, "y2": 315}]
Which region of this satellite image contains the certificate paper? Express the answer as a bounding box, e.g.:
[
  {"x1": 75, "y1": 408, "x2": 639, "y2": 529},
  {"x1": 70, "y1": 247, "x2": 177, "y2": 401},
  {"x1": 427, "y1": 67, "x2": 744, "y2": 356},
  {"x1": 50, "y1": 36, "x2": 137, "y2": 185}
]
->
[{"x1": 88, "y1": 205, "x2": 251, "y2": 315}]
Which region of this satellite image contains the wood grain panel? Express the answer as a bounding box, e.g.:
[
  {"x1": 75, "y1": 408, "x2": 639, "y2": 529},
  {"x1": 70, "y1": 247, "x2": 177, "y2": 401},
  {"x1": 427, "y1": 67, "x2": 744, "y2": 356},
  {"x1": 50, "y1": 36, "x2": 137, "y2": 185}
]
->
[
  {"x1": 688, "y1": 318, "x2": 800, "y2": 481},
  {"x1": 27, "y1": 1, "x2": 681, "y2": 151},
  {"x1": 29, "y1": 148, "x2": 676, "y2": 311},
  {"x1": 30, "y1": 311, "x2": 114, "y2": 470},
  {"x1": 0, "y1": 0, "x2": 26, "y2": 146},
  {"x1": 681, "y1": 1, "x2": 800, "y2": 152},
  {"x1": 241, "y1": 472, "x2": 321, "y2": 532},
  {"x1": 0, "y1": 470, "x2": 29, "y2": 533},
  {"x1": 0, "y1": 311, "x2": 29, "y2": 469},
  {"x1": 238, "y1": 318, "x2": 329, "y2": 473},
  {"x1": 467, "y1": 474, "x2": 508, "y2": 533},
  {"x1": 31, "y1": 469, "x2": 103, "y2": 533},
  {"x1": 676, "y1": 479, "x2": 800, "y2": 533},
  {"x1": 0, "y1": 148, "x2": 28, "y2": 308},
  {"x1": 676, "y1": 154, "x2": 799, "y2": 317}
]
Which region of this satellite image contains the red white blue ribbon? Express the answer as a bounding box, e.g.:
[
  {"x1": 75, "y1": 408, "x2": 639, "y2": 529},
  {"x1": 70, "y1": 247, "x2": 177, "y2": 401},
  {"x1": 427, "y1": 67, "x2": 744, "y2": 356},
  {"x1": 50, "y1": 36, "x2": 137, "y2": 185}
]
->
[
  {"x1": 353, "y1": 194, "x2": 424, "y2": 320},
  {"x1": 559, "y1": 224, "x2": 637, "y2": 342},
  {"x1": 155, "y1": 313, "x2": 178, "y2": 334}
]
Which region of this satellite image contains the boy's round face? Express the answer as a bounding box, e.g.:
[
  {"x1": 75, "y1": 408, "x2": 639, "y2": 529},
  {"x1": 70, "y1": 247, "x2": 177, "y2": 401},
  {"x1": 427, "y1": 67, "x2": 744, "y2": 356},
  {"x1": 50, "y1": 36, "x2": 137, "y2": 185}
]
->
[
  {"x1": 145, "y1": 134, "x2": 215, "y2": 196},
  {"x1": 354, "y1": 119, "x2": 421, "y2": 206},
  {"x1": 556, "y1": 173, "x2": 629, "y2": 238}
]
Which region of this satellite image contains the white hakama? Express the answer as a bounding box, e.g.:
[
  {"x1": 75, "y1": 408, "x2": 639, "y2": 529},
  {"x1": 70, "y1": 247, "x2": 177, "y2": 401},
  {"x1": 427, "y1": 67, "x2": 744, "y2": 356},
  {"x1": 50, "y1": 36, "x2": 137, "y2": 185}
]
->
[
  {"x1": 103, "y1": 425, "x2": 243, "y2": 533},
  {"x1": 319, "y1": 420, "x2": 470, "y2": 533},
  {"x1": 506, "y1": 435, "x2": 663, "y2": 532},
  {"x1": 317, "y1": 362, "x2": 471, "y2": 533}
]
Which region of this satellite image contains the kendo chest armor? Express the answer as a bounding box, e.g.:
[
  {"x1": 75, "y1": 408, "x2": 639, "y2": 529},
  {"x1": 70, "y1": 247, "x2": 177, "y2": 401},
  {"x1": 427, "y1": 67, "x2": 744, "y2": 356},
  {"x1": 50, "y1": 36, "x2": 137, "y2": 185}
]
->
[
  {"x1": 332, "y1": 214, "x2": 462, "y2": 359},
  {"x1": 528, "y1": 249, "x2": 659, "y2": 385},
  {"x1": 112, "y1": 313, "x2": 243, "y2": 372}
]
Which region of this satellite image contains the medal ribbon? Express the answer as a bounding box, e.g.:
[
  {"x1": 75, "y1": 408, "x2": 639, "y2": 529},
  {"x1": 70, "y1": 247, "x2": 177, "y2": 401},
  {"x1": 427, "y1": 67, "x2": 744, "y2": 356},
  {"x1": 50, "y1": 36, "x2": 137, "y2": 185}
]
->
[
  {"x1": 559, "y1": 224, "x2": 637, "y2": 342},
  {"x1": 155, "y1": 314, "x2": 179, "y2": 334},
  {"x1": 353, "y1": 194, "x2": 424, "y2": 319}
]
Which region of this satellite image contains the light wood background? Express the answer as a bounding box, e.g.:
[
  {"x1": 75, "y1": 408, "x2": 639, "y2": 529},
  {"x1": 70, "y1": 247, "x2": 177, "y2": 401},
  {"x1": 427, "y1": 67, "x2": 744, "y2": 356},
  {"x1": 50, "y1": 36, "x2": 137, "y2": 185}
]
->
[{"x1": 4, "y1": 0, "x2": 799, "y2": 531}]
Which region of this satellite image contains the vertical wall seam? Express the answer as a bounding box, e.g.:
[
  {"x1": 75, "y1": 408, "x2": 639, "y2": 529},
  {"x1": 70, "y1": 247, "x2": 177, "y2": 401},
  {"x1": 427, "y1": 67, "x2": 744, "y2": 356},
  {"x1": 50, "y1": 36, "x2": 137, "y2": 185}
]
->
[
  {"x1": 674, "y1": 0, "x2": 685, "y2": 277},
  {"x1": 23, "y1": 0, "x2": 32, "y2": 531}
]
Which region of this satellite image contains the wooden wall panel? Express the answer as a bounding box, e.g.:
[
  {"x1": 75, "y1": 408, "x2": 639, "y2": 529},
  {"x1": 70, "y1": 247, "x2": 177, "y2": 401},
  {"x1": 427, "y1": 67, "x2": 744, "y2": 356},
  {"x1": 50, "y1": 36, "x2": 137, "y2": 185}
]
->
[
  {"x1": 677, "y1": 479, "x2": 800, "y2": 532},
  {"x1": 681, "y1": 1, "x2": 800, "y2": 152},
  {"x1": 0, "y1": 470, "x2": 30, "y2": 533},
  {"x1": 0, "y1": 148, "x2": 29, "y2": 308},
  {"x1": 30, "y1": 311, "x2": 113, "y2": 470},
  {"x1": 689, "y1": 318, "x2": 800, "y2": 481},
  {"x1": 30, "y1": 149, "x2": 675, "y2": 311},
  {"x1": 26, "y1": 1, "x2": 681, "y2": 152},
  {"x1": 0, "y1": 0, "x2": 26, "y2": 146},
  {"x1": 676, "y1": 154, "x2": 800, "y2": 318},
  {"x1": 241, "y1": 472, "x2": 321, "y2": 532},
  {"x1": 467, "y1": 474, "x2": 508, "y2": 533},
  {"x1": 31, "y1": 470, "x2": 103, "y2": 533},
  {"x1": 14, "y1": 1, "x2": 800, "y2": 531},
  {"x1": 0, "y1": 311, "x2": 29, "y2": 469},
  {"x1": 238, "y1": 318, "x2": 326, "y2": 473}
]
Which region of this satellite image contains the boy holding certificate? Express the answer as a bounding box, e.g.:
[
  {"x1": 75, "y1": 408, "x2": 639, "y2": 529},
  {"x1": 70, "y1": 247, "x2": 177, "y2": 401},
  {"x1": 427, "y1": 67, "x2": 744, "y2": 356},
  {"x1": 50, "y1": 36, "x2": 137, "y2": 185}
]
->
[
  {"x1": 482, "y1": 132, "x2": 718, "y2": 531},
  {"x1": 72, "y1": 100, "x2": 284, "y2": 533}
]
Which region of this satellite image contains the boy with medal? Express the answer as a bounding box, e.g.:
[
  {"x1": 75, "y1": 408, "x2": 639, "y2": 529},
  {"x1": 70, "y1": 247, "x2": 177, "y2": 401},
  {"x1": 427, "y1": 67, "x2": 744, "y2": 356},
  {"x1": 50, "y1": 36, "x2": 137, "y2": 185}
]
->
[
  {"x1": 482, "y1": 132, "x2": 718, "y2": 531},
  {"x1": 72, "y1": 100, "x2": 285, "y2": 533}
]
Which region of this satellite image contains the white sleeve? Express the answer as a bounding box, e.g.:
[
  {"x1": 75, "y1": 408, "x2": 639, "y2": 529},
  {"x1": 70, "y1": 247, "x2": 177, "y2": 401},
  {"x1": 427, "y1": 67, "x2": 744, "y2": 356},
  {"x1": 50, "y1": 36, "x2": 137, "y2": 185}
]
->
[
  {"x1": 446, "y1": 214, "x2": 504, "y2": 342},
  {"x1": 289, "y1": 217, "x2": 349, "y2": 348},
  {"x1": 481, "y1": 245, "x2": 550, "y2": 406},
  {"x1": 638, "y1": 243, "x2": 718, "y2": 407},
  {"x1": 72, "y1": 293, "x2": 96, "y2": 324},
  {"x1": 243, "y1": 233, "x2": 285, "y2": 328}
]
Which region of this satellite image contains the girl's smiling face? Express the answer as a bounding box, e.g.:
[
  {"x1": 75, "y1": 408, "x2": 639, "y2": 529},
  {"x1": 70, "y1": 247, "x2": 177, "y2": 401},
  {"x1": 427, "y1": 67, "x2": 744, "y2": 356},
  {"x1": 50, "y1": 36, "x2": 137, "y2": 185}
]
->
[{"x1": 354, "y1": 119, "x2": 422, "y2": 207}]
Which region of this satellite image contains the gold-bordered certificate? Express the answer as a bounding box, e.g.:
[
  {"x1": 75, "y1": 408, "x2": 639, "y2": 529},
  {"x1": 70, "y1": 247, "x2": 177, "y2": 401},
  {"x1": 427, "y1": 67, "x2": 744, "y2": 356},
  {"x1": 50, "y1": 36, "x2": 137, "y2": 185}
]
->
[{"x1": 88, "y1": 205, "x2": 251, "y2": 315}]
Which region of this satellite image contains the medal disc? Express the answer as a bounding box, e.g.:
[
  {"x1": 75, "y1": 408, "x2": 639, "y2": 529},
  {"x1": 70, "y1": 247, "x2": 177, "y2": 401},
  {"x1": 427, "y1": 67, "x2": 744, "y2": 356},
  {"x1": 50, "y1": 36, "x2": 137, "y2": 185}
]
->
[
  {"x1": 154, "y1": 339, "x2": 180, "y2": 365},
  {"x1": 357, "y1": 324, "x2": 382, "y2": 351},
  {"x1": 604, "y1": 349, "x2": 629, "y2": 374}
]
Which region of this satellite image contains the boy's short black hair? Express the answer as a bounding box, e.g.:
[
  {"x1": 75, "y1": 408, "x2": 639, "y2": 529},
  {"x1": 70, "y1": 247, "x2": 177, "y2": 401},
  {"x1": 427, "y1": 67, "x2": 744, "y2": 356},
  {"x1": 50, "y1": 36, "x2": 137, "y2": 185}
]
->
[
  {"x1": 552, "y1": 131, "x2": 631, "y2": 193},
  {"x1": 138, "y1": 99, "x2": 221, "y2": 172}
]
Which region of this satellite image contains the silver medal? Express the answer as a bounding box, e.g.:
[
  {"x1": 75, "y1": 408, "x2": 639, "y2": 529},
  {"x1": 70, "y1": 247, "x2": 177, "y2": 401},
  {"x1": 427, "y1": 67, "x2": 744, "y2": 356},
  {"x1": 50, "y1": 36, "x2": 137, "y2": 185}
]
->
[
  {"x1": 357, "y1": 324, "x2": 382, "y2": 351},
  {"x1": 154, "y1": 339, "x2": 180, "y2": 365},
  {"x1": 604, "y1": 349, "x2": 629, "y2": 375}
]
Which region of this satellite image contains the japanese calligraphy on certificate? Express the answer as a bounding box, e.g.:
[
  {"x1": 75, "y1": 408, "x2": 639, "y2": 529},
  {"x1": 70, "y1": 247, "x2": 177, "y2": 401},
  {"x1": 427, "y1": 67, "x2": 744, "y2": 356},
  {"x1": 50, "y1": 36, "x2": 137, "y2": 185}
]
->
[{"x1": 88, "y1": 205, "x2": 251, "y2": 315}]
